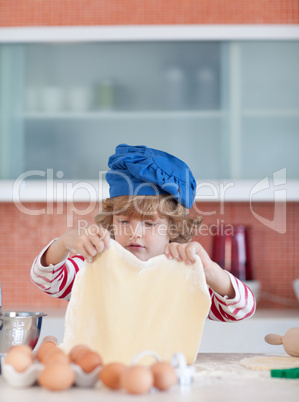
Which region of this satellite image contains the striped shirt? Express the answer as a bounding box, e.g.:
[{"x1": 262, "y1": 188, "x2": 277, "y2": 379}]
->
[{"x1": 30, "y1": 240, "x2": 256, "y2": 322}]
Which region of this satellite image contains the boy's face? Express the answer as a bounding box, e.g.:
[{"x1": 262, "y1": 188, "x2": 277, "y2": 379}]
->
[{"x1": 112, "y1": 214, "x2": 170, "y2": 261}]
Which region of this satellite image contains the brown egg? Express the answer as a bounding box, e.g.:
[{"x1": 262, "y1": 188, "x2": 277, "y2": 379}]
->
[
  {"x1": 121, "y1": 366, "x2": 153, "y2": 395},
  {"x1": 36, "y1": 341, "x2": 57, "y2": 362},
  {"x1": 69, "y1": 344, "x2": 91, "y2": 363},
  {"x1": 7, "y1": 344, "x2": 33, "y2": 356},
  {"x1": 38, "y1": 362, "x2": 75, "y2": 391},
  {"x1": 99, "y1": 362, "x2": 127, "y2": 390},
  {"x1": 76, "y1": 351, "x2": 103, "y2": 373},
  {"x1": 5, "y1": 345, "x2": 34, "y2": 372},
  {"x1": 38, "y1": 345, "x2": 62, "y2": 363},
  {"x1": 151, "y1": 361, "x2": 177, "y2": 391},
  {"x1": 43, "y1": 349, "x2": 70, "y2": 366}
]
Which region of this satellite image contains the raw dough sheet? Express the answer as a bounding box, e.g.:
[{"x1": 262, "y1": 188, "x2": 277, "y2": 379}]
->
[
  {"x1": 61, "y1": 239, "x2": 211, "y2": 365},
  {"x1": 240, "y1": 355, "x2": 299, "y2": 370}
]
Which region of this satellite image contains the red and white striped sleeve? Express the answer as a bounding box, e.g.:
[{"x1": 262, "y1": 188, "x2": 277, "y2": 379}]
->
[
  {"x1": 30, "y1": 240, "x2": 85, "y2": 301},
  {"x1": 208, "y1": 272, "x2": 256, "y2": 322}
]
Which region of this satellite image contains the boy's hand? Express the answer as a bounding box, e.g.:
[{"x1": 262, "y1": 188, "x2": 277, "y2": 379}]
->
[
  {"x1": 164, "y1": 241, "x2": 235, "y2": 299},
  {"x1": 41, "y1": 225, "x2": 110, "y2": 266},
  {"x1": 61, "y1": 226, "x2": 110, "y2": 263},
  {"x1": 164, "y1": 241, "x2": 212, "y2": 269}
]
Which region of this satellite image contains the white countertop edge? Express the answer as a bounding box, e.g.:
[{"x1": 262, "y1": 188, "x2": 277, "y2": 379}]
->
[
  {"x1": 0, "y1": 179, "x2": 298, "y2": 202},
  {"x1": 0, "y1": 24, "x2": 299, "y2": 43}
]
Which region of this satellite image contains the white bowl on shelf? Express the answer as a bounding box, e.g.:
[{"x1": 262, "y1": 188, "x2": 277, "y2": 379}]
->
[{"x1": 293, "y1": 279, "x2": 299, "y2": 303}]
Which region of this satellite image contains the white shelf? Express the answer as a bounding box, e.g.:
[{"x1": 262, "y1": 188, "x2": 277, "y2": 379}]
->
[
  {"x1": 1, "y1": 179, "x2": 298, "y2": 202},
  {"x1": 1, "y1": 25, "x2": 299, "y2": 43},
  {"x1": 23, "y1": 110, "x2": 224, "y2": 120},
  {"x1": 24, "y1": 110, "x2": 299, "y2": 120}
]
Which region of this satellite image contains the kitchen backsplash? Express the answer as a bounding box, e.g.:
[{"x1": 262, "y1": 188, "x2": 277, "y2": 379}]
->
[
  {"x1": 0, "y1": 201, "x2": 298, "y2": 310},
  {"x1": 0, "y1": 0, "x2": 298, "y2": 26}
]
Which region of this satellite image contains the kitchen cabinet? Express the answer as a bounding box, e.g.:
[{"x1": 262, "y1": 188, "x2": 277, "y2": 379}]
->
[{"x1": 0, "y1": 26, "x2": 298, "y2": 200}]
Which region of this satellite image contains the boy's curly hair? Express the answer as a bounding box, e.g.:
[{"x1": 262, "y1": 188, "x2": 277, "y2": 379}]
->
[{"x1": 94, "y1": 195, "x2": 202, "y2": 243}]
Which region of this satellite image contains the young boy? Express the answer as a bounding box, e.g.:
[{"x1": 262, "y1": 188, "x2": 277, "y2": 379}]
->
[{"x1": 31, "y1": 144, "x2": 255, "y2": 322}]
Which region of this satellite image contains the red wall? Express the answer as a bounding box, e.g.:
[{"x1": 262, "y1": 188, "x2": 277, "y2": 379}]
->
[{"x1": 0, "y1": 0, "x2": 298, "y2": 26}]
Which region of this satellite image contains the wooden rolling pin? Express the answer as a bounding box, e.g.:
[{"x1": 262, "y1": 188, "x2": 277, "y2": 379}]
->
[{"x1": 265, "y1": 327, "x2": 299, "y2": 357}]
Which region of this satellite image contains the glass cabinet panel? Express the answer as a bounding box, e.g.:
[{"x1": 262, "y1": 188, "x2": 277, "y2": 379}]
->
[
  {"x1": 0, "y1": 40, "x2": 298, "y2": 181},
  {"x1": 240, "y1": 41, "x2": 299, "y2": 179}
]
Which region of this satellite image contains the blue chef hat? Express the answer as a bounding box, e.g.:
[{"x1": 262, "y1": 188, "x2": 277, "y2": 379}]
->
[{"x1": 106, "y1": 144, "x2": 197, "y2": 209}]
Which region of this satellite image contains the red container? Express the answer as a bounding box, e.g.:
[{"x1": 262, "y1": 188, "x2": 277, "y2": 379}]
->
[{"x1": 211, "y1": 224, "x2": 253, "y2": 281}]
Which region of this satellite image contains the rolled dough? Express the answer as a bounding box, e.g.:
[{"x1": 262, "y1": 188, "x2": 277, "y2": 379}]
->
[
  {"x1": 60, "y1": 239, "x2": 211, "y2": 365},
  {"x1": 240, "y1": 355, "x2": 299, "y2": 370}
]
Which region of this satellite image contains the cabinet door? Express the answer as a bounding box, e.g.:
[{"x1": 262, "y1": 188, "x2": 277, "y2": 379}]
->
[
  {"x1": 239, "y1": 41, "x2": 299, "y2": 179},
  {"x1": 0, "y1": 40, "x2": 298, "y2": 182},
  {"x1": 0, "y1": 45, "x2": 25, "y2": 179},
  {"x1": 22, "y1": 41, "x2": 224, "y2": 180}
]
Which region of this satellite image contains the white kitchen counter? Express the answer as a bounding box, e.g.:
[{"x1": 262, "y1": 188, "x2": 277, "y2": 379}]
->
[
  {"x1": 1, "y1": 354, "x2": 298, "y2": 402},
  {"x1": 36, "y1": 308, "x2": 299, "y2": 354}
]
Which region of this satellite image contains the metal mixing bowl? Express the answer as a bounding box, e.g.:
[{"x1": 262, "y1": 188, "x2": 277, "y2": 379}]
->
[{"x1": 0, "y1": 311, "x2": 47, "y2": 353}]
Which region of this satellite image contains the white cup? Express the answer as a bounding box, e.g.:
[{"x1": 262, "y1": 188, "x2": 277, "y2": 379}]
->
[
  {"x1": 67, "y1": 87, "x2": 92, "y2": 112},
  {"x1": 41, "y1": 87, "x2": 64, "y2": 113}
]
